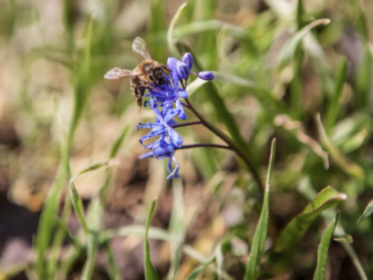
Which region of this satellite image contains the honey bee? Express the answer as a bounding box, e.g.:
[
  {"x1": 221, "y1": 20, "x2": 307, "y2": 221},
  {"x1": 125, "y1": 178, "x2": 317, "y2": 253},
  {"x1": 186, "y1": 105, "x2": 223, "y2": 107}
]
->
[{"x1": 104, "y1": 37, "x2": 169, "y2": 108}]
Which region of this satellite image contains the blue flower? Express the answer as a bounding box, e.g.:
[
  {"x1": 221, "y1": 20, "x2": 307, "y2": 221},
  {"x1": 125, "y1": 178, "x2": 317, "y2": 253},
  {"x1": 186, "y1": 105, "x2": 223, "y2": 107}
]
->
[
  {"x1": 145, "y1": 63, "x2": 188, "y2": 120},
  {"x1": 137, "y1": 52, "x2": 214, "y2": 180},
  {"x1": 181, "y1": 53, "x2": 193, "y2": 70},
  {"x1": 197, "y1": 71, "x2": 214, "y2": 81},
  {"x1": 139, "y1": 137, "x2": 180, "y2": 180},
  {"x1": 137, "y1": 98, "x2": 183, "y2": 148}
]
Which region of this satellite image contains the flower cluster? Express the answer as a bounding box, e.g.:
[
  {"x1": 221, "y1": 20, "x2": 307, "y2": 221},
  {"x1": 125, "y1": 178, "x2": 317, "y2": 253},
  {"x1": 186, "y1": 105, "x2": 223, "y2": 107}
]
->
[{"x1": 137, "y1": 53, "x2": 214, "y2": 179}]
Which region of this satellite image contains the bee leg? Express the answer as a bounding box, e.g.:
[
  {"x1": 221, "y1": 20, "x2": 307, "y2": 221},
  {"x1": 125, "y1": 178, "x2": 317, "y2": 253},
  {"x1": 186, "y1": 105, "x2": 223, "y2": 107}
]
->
[
  {"x1": 137, "y1": 98, "x2": 143, "y2": 111},
  {"x1": 161, "y1": 64, "x2": 170, "y2": 72}
]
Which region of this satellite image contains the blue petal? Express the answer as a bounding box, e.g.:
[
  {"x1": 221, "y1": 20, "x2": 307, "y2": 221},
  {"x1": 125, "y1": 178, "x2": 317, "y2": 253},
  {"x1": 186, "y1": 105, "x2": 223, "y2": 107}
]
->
[
  {"x1": 164, "y1": 108, "x2": 179, "y2": 123},
  {"x1": 167, "y1": 127, "x2": 183, "y2": 147},
  {"x1": 176, "y1": 100, "x2": 186, "y2": 120},
  {"x1": 166, "y1": 156, "x2": 180, "y2": 180},
  {"x1": 177, "y1": 90, "x2": 188, "y2": 98},
  {"x1": 181, "y1": 53, "x2": 193, "y2": 70},
  {"x1": 150, "y1": 98, "x2": 164, "y2": 121},
  {"x1": 197, "y1": 71, "x2": 214, "y2": 81},
  {"x1": 167, "y1": 57, "x2": 178, "y2": 71},
  {"x1": 172, "y1": 68, "x2": 179, "y2": 89},
  {"x1": 176, "y1": 61, "x2": 190, "y2": 80}
]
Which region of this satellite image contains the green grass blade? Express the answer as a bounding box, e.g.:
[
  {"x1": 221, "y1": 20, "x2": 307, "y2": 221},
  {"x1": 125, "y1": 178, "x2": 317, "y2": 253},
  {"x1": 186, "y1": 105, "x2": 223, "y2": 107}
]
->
[
  {"x1": 333, "y1": 234, "x2": 353, "y2": 244},
  {"x1": 244, "y1": 139, "x2": 276, "y2": 280},
  {"x1": 34, "y1": 163, "x2": 66, "y2": 278},
  {"x1": 100, "y1": 225, "x2": 171, "y2": 243},
  {"x1": 81, "y1": 196, "x2": 102, "y2": 280},
  {"x1": 325, "y1": 57, "x2": 347, "y2": 135},
  {"x1": 68, "y1": 15, "x2": 94, "y2": 147},
  {"x1": 316, "y1": 113, "x2": 364, "y2": 182},
  {"x1": 168, "y1": 178, "x2": 185, "y2": 278},
  {"x1": 298, "y1": 178, "x2": 368, "y2": 280},
  {"x1": 313, "y1": 216, "x2": 338, "y2": 280},
  {"x1": 103, "y1": 241, "x2": 121, "y2": 280},
  {"x1": 278, "y1": 18, "x2": 331, "y2": 68},
  {"x1": 149, "y1": 0, "x2": 166, "y2": 62},
  {"x1": 186, "y1": 258, "x2": 215, "y2": 280},
  {"x1": 167, "y1": 2, "x2": 187, "y2": 57},
  {"x1": 70, "y1": 182, "x2": 88, "y2": 236},
  {"x1": 144, "y1": 198, "x2": 160, "y2": 280},
  {"x1": 212, "y1": 72, "x2": 288, "y2": 115},
  {"x1": 275, "y1": 186, "x2": 346, "y2": 263},
  {"x1": 109, "y1": 124, "x2": 131, "y2": 159},
  {"x1": 357, "y1": 200, "x2": 373, "y2": 223}
]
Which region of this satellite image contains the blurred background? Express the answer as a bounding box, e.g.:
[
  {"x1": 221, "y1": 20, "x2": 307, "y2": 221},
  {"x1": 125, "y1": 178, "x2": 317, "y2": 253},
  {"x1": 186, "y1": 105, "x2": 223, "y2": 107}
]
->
[{"x1": 0, "y1": 0, "x2": 373, "y2": 279}]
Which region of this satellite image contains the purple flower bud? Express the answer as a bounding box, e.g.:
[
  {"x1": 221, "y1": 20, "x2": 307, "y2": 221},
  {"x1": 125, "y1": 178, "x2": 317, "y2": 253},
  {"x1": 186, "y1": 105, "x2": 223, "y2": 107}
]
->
[
  {"x1": 167, "y1": 57, "x2": 178, "y2": 71},
  {"x1": 197, "y1": 71, "x2": 214, "y2": 81},
  {"x1": 181, "y1": 53, "x2": 193, "y2": 70},
  {"x1": 176, "y1": 61, "x2": 190, "y2": 80}
]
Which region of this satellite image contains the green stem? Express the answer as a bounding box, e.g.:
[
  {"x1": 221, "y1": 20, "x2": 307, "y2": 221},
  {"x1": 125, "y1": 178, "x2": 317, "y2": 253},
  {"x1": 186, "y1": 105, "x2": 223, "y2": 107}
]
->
[{"x1": 184, "y1": 98, "x2": 264, "y2": 192}]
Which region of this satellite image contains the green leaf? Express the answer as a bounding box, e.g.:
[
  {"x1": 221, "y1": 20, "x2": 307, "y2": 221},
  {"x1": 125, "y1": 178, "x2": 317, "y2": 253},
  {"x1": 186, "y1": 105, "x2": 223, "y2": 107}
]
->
[
  {"x1": 278, "y1": 18, "x2": 331, "y2": 68},
  {"x1": 325, "y1": 57, "x2": 347, "y2": 135},
  {"x1": 100, "y1": 225, "x2": 171, "y2": 243},
  {"x1": 244, "y1": 139, "x2": 276, "y2": 280},
  {"x1": 167, "y1": 2, "x2": 187, "y2": 57},
  {"x1": 275, "y1": 186, "x2": 346, "y2": 263},
  {"x1": 186, "y1": 258, "x2": 215, "y2": 280},
  {"x1": 68, "y1": 16, "x2": 94, "y2": 147},
  {"x1": 144, "y1": 198, "x2": 160, "y2": 280},
  {"x1": 149, "y1": 0, "x2": 166, "y2": 62},
  {"x1": 103, "y1": 241, "x2": 121, "y2": 280},
  {"x1": 110, "y1": 124, "x2": 131, "y2": 159},
  {"x1": 316, "y1": 113, "x2": 365, "y2": 182},
  {"x1": 313, "y1": 217, "x2": 338, "y2": 280},
  {"x1": 81, "y1": 196, "x2": 102, "y2": 280},
  {"x1": 34, "y1": 164, "x2": 66, "y2": 278},
  {"x1": 70, "y1": 182, "x2": 88, "y2": 236},
  {"x1": 357, "y1": 200, "x2": 373, "y2": 223},
  {"x1": 212, "y1": 71, "x2": 288, "y2": 115},
  {"x1": 173, "y1": 20, "x2": 250, "y2": 42},
  {"x1": 168, "y1": 178, "x2": 185, "y2": 278},
  {"x1": 333, "y1": 234, "x2": 353, "y2": 244}
]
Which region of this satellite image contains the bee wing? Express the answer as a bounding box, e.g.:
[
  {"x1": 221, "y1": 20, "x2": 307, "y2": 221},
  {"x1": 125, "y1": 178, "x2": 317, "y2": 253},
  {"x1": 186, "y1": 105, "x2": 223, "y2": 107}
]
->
[
  {"x1": 104, "y1": 67, "x2": 142, "y2": 80},
  {"x1": 132, "y1": 37, "x2": 152, "y2": 60}
]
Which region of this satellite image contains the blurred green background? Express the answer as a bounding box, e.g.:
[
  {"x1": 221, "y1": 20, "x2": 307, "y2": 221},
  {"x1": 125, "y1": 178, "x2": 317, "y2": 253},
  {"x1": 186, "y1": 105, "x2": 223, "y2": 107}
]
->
[{"x1": 0, "y1": 0, "x2": 373, "y2": 279}]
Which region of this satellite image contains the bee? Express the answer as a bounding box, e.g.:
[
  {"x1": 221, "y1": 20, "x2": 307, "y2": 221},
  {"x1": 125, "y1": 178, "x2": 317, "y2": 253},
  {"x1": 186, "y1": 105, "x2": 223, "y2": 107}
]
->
[{"x1": 104, "y1": 37, "x2": 169, "y2": 108}]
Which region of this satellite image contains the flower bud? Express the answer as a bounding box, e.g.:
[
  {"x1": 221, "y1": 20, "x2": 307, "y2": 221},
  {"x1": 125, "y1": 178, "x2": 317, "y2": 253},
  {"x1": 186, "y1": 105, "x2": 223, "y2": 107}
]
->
[
  {"x1": 181, "y1": 53, "x2": 193, "y2": 70},
  {"x1": 197, "y1": 71, "x2": 214, "y2": 81},
  {"x1": 176, "y1": 61, "x2": 190, "y2": 80},
  {"x1": 167, "y1": 57, "x2": 178, "y2": 71}
]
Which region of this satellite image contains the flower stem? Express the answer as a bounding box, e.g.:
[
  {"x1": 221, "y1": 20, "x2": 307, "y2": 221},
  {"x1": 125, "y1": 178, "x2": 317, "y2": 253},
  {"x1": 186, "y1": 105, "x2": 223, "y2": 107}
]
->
[
  {"x1": 171, "y1": 121, "x2": 202, "y2": 129},
  {"x1": 184, "y1": 97, "x2": 264, "y2": 192},
  {"x1": 177, "y1": 144, "x2": 232, "y2": 150}
]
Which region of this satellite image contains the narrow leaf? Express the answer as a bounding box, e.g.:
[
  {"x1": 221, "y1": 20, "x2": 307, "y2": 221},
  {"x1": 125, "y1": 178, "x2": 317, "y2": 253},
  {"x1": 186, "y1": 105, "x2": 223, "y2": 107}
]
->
[
  {"x1": 144, "y1": 198, "x2": 160, "y2": 280},
  {"x1": 69, "y1": 182, "x2": 88, "y2": 235},
  {"x1": 357, "y1": 200, "x2": 373, "y2": 223},
  {"x1": 168, "y1": 179, "x2": 185, "y2": 278},
  {"x1": 316, "y1": 113, "x2": 364, "y2": 181},
  {"x1": 279, "y1": 18, "x2": 331, "y2": 68},
  {"x1": 325, "y1": 57, "x2": 347, "y2": 135},
  {"x1": 187, "y1": 258, "x2": 215, "y2": 280},
  {"x1": 167, "y1": 2, "x2": 187, "y2": 57},
  {"x1": 68, "y1": 16, "x2": 94, "y2": 147},
  {"x1": 313, "y1": 217, "x2": 338, "y2": 280},
  {"x1": 34, "y1": 164, "x2": 66, "y2": 278},
  {"x1": 275, "y1": 186, "x2": 346, "y2": 263},
  {"x1": 110, "y1": 124, "x2": 131, "y2": 158},
  {"x1": 334, "y1": 235, "x2": 353, "y2": 244},
  {"x1": 245, "y1": 138, "x2": 276, "y2": 280},
  {"x1": 81, "y1": 197, "x2": 102, "y2": 280}
]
